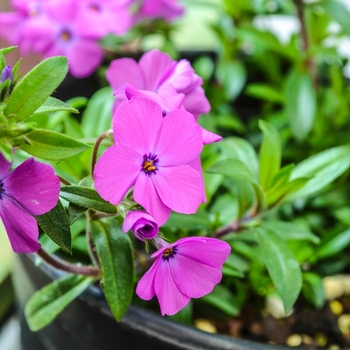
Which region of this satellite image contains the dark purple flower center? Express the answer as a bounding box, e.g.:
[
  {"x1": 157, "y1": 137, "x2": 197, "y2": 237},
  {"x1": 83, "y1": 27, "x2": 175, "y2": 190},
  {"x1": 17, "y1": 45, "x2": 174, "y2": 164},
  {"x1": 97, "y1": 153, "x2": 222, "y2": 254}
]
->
[
  {"x1": 141, "y1": 153, "x2": 159, "y2": 176},
  {"x1": 89, "y1": 3, "x2": 101, "y2": 11},
  {"x1": 60, "y1": 30, "x2": 71, "y2": 42},
  {"x1": 162, "y1": 246, "x2": 177, "y2": 261}
]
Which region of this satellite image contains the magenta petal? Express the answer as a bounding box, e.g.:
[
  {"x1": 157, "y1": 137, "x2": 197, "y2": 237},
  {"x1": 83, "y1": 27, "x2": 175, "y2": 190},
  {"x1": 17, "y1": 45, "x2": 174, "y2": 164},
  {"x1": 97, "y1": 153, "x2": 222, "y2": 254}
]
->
[
  {"x1": 183, "y1": 86, "x2": 211, "y2": 119},
  {"x1": 113, "y1": 97, "x2": 163, "y2": 156},
  {"x1": 153, "y1": 165, "x2": 202, "y2": 214},
  {"x1": 155, "y1": 110, "x2": 202, "y2": 166},
  {"x1": 154, "y1": 259, "x2": 191, "y2": 316},
  {"x1": 133, "y1": 173, "x2": 171, "y2": 225},
  {"x1": 201, "y1": 127, "x2": 222, "y2": 145},
  {"x1": 94, "y1": 145, "x2": 141, "y2": 205},
  {"x1": 122, "y1": 210, "x2": 158, "y2": 240},
  {"x1": 176, "y1": 237, "x2": 231, "y2": 267},
  {"x1": 138, "y1": 50, "x2": 174, "y2": 91},
  {"x1": 0, "y1": 153, "x2": 11, "y2": 179},
  {"x1": 5, "y1": 158, "x2": 59, "y2": 216},
  {"x1": 67, "y1": 39, "x2": 103, "y2": 78},
  {"x1": 136, "y1": 256, "x2": 160, "y2": 300},
  {"x1": 187, "y1": 156, "x2": 206, "y2": 202},
  {"x1": 0, "y1": 196, "x2": 41, "y2": 253},
  {"x1": 170, "y1": 254, "x2": 222, "y2": 298},
  {"x1": 106, "y1": 58, "x2": 145, "y2": 91}
]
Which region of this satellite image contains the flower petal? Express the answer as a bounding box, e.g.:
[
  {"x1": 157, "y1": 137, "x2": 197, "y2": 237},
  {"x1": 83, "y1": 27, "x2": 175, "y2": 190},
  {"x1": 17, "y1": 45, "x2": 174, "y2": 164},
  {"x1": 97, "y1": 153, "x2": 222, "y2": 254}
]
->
[
  {"x1": 122, "y1": 210, "x2": 158, "y2": 240},
  {"x1": 153, "y1": 165, "x2": 203, "y2": 214},
  {"x1": 0, "y1": 152, "x2": 11, "y2": 180},
  {"x1": 183, "y1": 86, "x2": 211, "y2": 119},
  {"x1": 138, "y1": 49, "x2": 174, "y2": 91},
  {"x1": 106, "y1": 58, "x2": 145, "y2": 91},
  {"x1": 136, "y1": 255, "x2": 161, "y2": 300},
  {"x1": 113, "y1": 97, "x2": 163, "y2": 156},
  {"x1": 154, "y1": 259, "x2": 190, "y2": 315},
  {"x1": 187, "y1": 156, "x2": 206, "y2": 202},
  {"x1": 201, "y1": 127, "x2": 222, "y2": 145},
  {"x1": 176, "y1": 237, "x2": 231, "y2": 268},
  {"x1": 0, "y1": 196, "x2": 40, "y2": 253},
  {"x1": 94, "y1": 145, "x2": 141, "y2": 205},
  {"x1": 155, "y1": 109, "x2": 203, "y2": 166},
  {"x1": 133, "y1": 173, "x2": 171, "y2": 225},
  {"x1": 5, "y1": 158, "x2": 60, "y2": 216},
  {"x1": 170, "y1": 253, "x2": 222, "y2": 298}
]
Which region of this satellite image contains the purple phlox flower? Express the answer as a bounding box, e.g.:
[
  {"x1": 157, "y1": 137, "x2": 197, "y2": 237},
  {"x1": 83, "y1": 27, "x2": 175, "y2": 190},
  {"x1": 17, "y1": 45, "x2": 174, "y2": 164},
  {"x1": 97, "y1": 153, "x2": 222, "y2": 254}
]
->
[
  {"x1": 76, "y1": 0, "x2": 133, "y2": 37},
  {"x1": 106, "y1": 49, "x2": 210, "y2": 118},
  {"x1": 122, "y1": 210, "x2": 158, "y2": 240},
  {"x1": 0, "y1": 65, "x2": 13, "y2": 83},
  {"x1": 134, "y1": 0, "x2": 184, "y2": 22},
  {"x1": 94, "y1": 96, "x2": 204, "y2": 225},
  {"x1": 136, "y1": 236, "x2": 231, "y2": 316},
  {"x1": 0, "y1": 153, "x2": 60, "y2": 253}
]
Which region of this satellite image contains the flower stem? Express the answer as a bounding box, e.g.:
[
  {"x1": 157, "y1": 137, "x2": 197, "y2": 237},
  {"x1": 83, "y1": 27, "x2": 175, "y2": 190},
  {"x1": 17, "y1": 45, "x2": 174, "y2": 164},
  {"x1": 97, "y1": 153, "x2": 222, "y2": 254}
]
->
[
  {"x1": 91, "y1": 130, "x2": 112, "y2": 175},
  {"x1": 36, "y1": 248, "x2": 101, "y2": 278}
]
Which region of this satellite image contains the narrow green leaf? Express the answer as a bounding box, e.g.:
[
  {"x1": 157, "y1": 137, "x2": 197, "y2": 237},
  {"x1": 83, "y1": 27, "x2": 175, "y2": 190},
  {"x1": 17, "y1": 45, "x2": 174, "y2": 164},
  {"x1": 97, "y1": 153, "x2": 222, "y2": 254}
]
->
[
  {"x1": 200, "y1": 284, "x2": 240, "y2": 316},
  {"x1": 245, "y1": 83, "x2": 284, "y2": 103},
  {"x1": 0, "y1": 46, "x2": 17, "y2": 55},
  {"x1": 36, "y1": 200, "x2": 72, "y2": 254},
  {"x1": 258, "y1": 120, "x2": 281, "y2": 191},
  {"x1": 288, "y1": 145, "x2": 350, "y2": 200},
  {"x1": 90, "y1": 219, "x2": 134, "y2": 321},
  {"x1": 81, "y1": 87, "x2": 114, "y2": 137},
  {"x1": 18, "y1": 128, "x2": 90, "y2": 161},
  {"x1": 256, "y1": 227, "x2": 302, "y2": 312},
  {"x1": 261, "y1": 221, "x2": 320, "y2": 243},
  {"x1": 216, "y1": 60, "x2": 246, "y2": 101},
  {"x1": 25, "y1": 274, "x2": 96, "y2": 331},
  {"x1": 284, "y1": 69, "x2": 316, "y2": 141},
  {"x1": 302, "y1": 272, "x2": 326, "y2": 310},
  {"x1": 319, "y1": 1, "x2": 350, "y2": 36},
  {"x1": 5, "y1": 56, "x2": 68, "y2": 121},
  {"x1": 60, "y1": 186, "x2": 118, "y2": 214},
  {"x1": 314, "y1": 228, "x2": 350, "y2": 260},
  {"x1": 32, "y1": 97, "x2": 79, "y2": 116}
]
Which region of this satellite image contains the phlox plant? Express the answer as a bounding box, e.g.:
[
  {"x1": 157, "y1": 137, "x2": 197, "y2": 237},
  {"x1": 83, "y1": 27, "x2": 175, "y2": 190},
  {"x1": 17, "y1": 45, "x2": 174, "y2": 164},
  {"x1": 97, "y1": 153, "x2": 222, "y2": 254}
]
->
[{"x1": 2, "y1": 1, "x2": 350, "y2": 336}]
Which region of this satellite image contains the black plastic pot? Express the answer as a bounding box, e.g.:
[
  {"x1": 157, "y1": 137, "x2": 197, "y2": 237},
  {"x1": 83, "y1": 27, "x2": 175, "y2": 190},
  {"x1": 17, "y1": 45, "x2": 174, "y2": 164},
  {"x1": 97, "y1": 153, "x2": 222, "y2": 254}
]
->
[{"x1": 12, "y1": 254, "x2": 290, "y2": 350}]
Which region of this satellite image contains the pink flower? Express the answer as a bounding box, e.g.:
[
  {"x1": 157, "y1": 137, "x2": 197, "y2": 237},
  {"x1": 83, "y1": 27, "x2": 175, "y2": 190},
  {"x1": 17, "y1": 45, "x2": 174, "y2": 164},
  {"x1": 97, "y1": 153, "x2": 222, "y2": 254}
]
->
[
  {"x1": 0, "y1": 153, "x2": 60, "y2": 253},
  {"x1": 136, "y1": 236, "x2": 231, "y2": 315},
  {"x1": 134, "y1": 0, "x2": 184, "y2": 22},
  {"x1": 94, "y1": 96, "x2": 203, "y2": 225},
  {"x1": 106, "y1": 49, "x2": 210, "y2": 119},
  {"x1": 122, "y1": 210, "x2": 158, "y2": 240}
]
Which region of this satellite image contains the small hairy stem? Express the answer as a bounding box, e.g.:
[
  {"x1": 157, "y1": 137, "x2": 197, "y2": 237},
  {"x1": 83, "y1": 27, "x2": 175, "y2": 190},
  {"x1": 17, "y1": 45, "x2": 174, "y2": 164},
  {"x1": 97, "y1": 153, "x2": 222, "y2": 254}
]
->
[
  {"x1": 86, "y1": 216, "x2": 101, "y2": 269},
  {"x1": 293, "y1": 0, "x2": 317, "y2": 87},
  {"x1": 36, "y1": 248, "x2": 101, "y2": 278},
  {"x1": 215, "y1": 220, "x2": 240, "y2": 238},
  {"x1": 91, "y1": 130, "x2": 112, "y2": 175},
  {"x1": 58, "y1": 176, "x2": 71, "y2": 186}
]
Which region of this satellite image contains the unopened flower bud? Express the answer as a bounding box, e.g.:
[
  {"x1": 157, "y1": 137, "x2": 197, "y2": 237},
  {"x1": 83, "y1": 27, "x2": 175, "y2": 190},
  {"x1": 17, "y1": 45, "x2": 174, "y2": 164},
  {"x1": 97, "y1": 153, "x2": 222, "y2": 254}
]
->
[{"x1": 0, "y1": 65, "x2": 13, "y2": 83}]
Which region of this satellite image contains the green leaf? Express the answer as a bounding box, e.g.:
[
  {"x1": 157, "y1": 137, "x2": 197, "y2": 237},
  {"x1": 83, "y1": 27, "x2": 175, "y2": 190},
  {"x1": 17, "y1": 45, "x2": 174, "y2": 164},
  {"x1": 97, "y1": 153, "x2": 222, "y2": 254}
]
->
[
  {"x1": 319, "y1": 1, "x2": 350, "y2": 36},
  {"x1": 256, "y1": 227, "x2": 302, "y2": 312},
  {"x1": 36, "y1": 200, "x2": 72, "y2": 254},
  {"x1": 284, "y1": 69, "x2": 316, "y2": 141},
  {"x1": 18, "y1": 128, "x2": 90, "y2": 161},
  {"x1": 261, "y1": 221, "x2": 320, "y2": 243},
  {"x1": 217, "y1": 137, "x2": 259, "y2": 179},
  {"x1": 200, "y1": 284, "x2": 240, "y2": 316},
  {"x1": 259, "y1": 120, "x2": 281, "y2": 190},
  {"x1": 25, "y1": 274, "x2": 96, "y2": 331},
  {"x1": 258, "y1": 120, "x2": 281, "y2": 191},
  {"x1": 81, "y1": 87, "x2": 114, "y2": 137},
  {"x1": 0, "y1": 46, "x2": 17, "y2": 55},
  {"x1": 60, "y1": 186, "x2": 118, "y2": 214},
  {"x1": 216, "y1": 60, "x2": 246, "y2": 101},
  {"x1": 288, "y1": 144, "x2": 350, "y2": 200},
  {"x1": 302, "y1": 272, "x2": 325, "y2": 310},
  {"x1": 314, "y1": 227, "x2": 350, "y2": 260},
  {"x1": 5, "y1": 56, "x2": 68, "y2": 121},
  {"x1": 90, "y1": 219, "x2": 134, "y2": 321},
  {"x1": 32, "y1": 97, "x2": 79, "y2": 116},
  {"x1": 245, "y1": 83, "x2": 284, "y2": 103}
]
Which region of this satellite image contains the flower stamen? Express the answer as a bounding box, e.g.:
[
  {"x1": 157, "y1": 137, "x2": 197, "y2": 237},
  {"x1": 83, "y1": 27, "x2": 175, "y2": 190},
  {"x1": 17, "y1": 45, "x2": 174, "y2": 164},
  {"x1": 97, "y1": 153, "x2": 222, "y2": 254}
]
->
[
  {"x1": 162, "y1": 246, "x2": 177, "y2": 260},
  {"x1": 141, "y1": 153, "x2": 159, "y2": 175}
]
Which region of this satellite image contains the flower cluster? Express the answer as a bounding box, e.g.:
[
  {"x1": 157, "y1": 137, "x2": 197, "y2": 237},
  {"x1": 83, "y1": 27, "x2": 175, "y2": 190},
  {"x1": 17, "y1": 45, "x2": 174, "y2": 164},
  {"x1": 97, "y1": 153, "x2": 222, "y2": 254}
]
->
[
  {"x1": 0, "y1": 0, "x2": 185, "y2": 77},
  {"x1": 0, "y1": 45, "x2": 231, "y2": 317}
]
